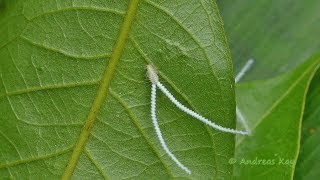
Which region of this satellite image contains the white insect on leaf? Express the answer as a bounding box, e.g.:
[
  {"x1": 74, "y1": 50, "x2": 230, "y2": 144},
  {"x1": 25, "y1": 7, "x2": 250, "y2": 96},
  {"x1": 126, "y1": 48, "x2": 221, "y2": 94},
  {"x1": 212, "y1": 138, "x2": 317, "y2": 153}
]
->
[
  {"x1": 147, "y1": 65, "x2": 159, "y2": 84},
  {"x1": 147, "y1": 64, "x2": 251, "y2": 174}
]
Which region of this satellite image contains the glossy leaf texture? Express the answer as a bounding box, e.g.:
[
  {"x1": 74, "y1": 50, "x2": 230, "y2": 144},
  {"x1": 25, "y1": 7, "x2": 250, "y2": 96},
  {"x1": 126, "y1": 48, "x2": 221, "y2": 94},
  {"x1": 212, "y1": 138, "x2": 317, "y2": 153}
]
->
[
  {"x1": 217, "y1": 0, "x2": 320, "y2": 179},
  {"x1": 0, "y1": 0, "x2": 236, "y2": 179}
]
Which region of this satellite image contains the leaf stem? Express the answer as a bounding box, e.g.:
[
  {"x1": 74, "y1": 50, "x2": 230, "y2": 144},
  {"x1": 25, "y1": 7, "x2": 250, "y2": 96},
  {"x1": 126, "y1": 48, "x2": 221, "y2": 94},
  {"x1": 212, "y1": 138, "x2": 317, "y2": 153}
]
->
[{"x1": 61, "y1": 1, "x2": 140, "y2": 179}]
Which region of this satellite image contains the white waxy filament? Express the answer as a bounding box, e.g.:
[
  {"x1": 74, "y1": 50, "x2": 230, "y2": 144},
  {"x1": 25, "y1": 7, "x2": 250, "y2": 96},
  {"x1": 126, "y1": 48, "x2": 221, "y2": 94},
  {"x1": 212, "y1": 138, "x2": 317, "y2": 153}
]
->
[
  {"x1": 147, "y1": 64, "x2": 249, "y2": 175},
  {"x1": 156, "y1": 82, "x2": 248, "y2": 135},
  {"x1": 151, "y1": 83, "x2": 191, "y2": 174},
  {"x1": 235, "y1": 59, "x2": 254, "y2": 134},
  {"x1": 235, "y1": 59, "x2": 254, "y2": 83}
]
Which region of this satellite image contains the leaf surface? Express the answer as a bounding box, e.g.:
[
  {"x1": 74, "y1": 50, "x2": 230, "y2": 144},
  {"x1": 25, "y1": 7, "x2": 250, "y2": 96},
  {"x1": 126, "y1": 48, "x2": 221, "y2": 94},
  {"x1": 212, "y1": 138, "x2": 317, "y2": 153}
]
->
[
  {"x1": 217, "y1": 1, "x2": 320, "y2": 179},
  {"x1": 0, "y1": 0, "x2": 235, "y2": 179},
  {"x1": 294, "y1": 70, "x2": 320, "y2": 179},
  {"x1": 234, "y1": 54, "x2": 320, "y2": 179},
  {"x1": 217, "y1": 0, "x2": 320, "y2": 80}
]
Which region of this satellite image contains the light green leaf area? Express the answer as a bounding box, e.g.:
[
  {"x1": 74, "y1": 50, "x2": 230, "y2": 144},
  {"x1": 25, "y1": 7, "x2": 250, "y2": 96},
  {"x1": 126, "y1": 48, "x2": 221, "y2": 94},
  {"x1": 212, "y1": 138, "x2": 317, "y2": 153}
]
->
[
  {"x1": 0, "y1": 0, "x2": 236, "y2": 179},
  {"x1": 294, "y1": 70, "x2": 320, "y2": 179},
  {"x1": 234, "y1": 54, "x2": 320, "y2": 179}
]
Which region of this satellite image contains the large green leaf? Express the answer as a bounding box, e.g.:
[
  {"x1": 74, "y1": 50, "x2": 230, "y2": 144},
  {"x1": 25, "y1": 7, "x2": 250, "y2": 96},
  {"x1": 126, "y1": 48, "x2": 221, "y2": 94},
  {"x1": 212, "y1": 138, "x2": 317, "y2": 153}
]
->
[
  {"x1": 217, "y1": 0, "x2": 320, "y2": 179},
  {"x1": 0, "y1": 0, "x2": 235, "y2": 179},
  {"x1": 234, "y1": 54, "x2": 320, "y2": 179},
  {"x1": 294, "y1": 70, "x2": 320, "y2": 179}
]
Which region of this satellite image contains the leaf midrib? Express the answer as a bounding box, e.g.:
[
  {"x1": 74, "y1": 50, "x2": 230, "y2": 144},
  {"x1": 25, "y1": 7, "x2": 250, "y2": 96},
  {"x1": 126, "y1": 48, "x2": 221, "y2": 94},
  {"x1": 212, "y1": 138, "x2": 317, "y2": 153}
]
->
[{"x1": 61, "y1": 1, "x2": 140, "y2": 179}]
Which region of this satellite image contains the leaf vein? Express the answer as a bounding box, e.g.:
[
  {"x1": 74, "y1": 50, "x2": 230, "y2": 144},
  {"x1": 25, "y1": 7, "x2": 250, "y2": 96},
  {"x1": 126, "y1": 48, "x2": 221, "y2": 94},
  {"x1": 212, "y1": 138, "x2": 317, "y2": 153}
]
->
[
  {"x1": 61, "y1": 1, "x2": 141, "y2": 179},
  {"x1": 84, "y1": 149, "x2": 109, "y2": 179},
  {"x1": 0, "y1": 147, "x2": 72, "y2": 169},
  {"x1": 20, "y1": 36, "x2": 109, "y2": 60},
  {"x1": 90, "y1": 134, "x2": 148, "y2": 166},
  {"x1": 109, "y1": 89, "x2": 174, "y2": 177},
  {"x1": 0, "y1": 81, "x2": 99, "y2": 99},
  {"x1": 26, "y1": 7, "x2": 125, "y2": 21}
]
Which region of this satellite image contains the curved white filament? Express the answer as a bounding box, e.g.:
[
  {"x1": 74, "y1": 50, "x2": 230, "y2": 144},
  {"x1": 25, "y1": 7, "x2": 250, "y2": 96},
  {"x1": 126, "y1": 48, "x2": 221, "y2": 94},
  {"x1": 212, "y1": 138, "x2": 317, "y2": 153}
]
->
[
  {"x1": 147, "y1": 64, "x2": 250, "y2": 175},
  {"x1": 235, "y1": 59, "x2": 254, "y2": 83},
  {"x1": 235, "y1": 59, "x2": 254, "y2": 134},
  {"x1": 156, "y1": 82, "x2": 248, "y2": 135},
  {"x1": 150, "y1": 83, "x2": 191, "y2": 174},
  {"x1": 236, "y1": 107, "x2": 251, "y2": 135}
]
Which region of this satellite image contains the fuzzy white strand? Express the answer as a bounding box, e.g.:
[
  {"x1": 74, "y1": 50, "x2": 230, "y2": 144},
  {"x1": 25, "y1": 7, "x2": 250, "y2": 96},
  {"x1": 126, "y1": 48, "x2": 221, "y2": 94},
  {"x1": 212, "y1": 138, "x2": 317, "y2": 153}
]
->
[
  {"x1": 235, "y1": 59, "x2": 254, "y2": 134},
  {"x1": 147, "y1": 63, "x2": 251, "y2": 175},
  {"x1": 156, "y1": 82, "x2": 248, "y2": 135},
  {"x1": 151, "y1": 83, "x2": 192, "y2": 174},
  {"x1": 236, "y1": 107, "x2": 251, "y2": 135},
  {"x1": 235, "y1": 59, "x2": 254, "y2": 83}
]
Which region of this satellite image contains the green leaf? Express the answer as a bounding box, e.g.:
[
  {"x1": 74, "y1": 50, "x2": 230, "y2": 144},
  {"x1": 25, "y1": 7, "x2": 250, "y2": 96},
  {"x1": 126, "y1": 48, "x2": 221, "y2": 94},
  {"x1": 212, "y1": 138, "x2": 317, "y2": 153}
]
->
[
  {"x1": 217, "y1": 0, "x2": 320, "y2": 80},
  {"x1": 0, "y1": 0, "x2": 235, "y2": 179},
  {"x1": 294, "y1": 70, "x2": 320, "y2": 179},
  {"x1": 217, "y1": 0, "x2": 320, "y2": 179},
  {"x1": 233, "y1": 54, "x2": 320, "y2": 179}
]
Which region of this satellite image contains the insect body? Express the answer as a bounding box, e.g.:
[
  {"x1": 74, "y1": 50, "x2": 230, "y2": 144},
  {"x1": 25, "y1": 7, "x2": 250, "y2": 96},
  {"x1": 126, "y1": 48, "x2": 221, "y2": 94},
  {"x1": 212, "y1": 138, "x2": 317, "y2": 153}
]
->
[{"x1": 147, "y1": 63, "x2": 252, "y2": 174}]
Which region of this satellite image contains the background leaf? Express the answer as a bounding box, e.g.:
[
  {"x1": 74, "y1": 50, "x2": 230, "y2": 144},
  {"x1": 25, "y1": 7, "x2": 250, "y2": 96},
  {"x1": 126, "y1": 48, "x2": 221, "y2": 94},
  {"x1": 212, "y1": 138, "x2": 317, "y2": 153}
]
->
[
  {"x1": 0, "y1": 0, "x2": 235, "y2": 179},
  {"x1": 234, "y1": 54, "x2": 320, "y2": 179},
  {"x1": 217, "y1": 0, "x2": 320, "y2": 80},
  {"x1": 294, "y1": 70, "x2": 320, "y2": 179},
  {"x1": 217, "y1": 0, "x2": 320, "y2": 179}
]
